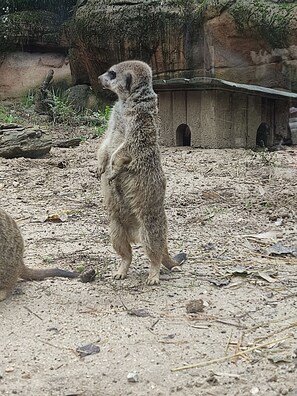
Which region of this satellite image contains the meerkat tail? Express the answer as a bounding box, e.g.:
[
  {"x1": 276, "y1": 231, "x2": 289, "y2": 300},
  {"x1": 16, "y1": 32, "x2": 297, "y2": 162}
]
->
[
  {"x1": 20, "y1": 265, "x2": 80, "y2": 281},
  {"x1": 162, "y1": 252, "x2": 187, "y2": 270}
]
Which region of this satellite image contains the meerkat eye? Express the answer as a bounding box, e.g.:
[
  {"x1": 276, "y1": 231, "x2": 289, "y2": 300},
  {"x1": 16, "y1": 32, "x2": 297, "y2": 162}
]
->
[{"x1": 108, "y1": 70, "x2": 116, "y2": 80}]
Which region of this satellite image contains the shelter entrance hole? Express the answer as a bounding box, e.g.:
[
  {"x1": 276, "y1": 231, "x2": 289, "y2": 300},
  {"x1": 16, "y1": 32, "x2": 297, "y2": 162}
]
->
[
  {"x1": 256, "y1": 122, "x2": 270, "y2": 148},
  {"x1": 176, "y1": 124, "x2": 191, "y2": 146}
]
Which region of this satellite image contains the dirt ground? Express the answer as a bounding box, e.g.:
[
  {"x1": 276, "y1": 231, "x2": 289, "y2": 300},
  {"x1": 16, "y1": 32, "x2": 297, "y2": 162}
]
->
[{"x1": 0, "y1": 113, "x2": 297, "y2": 395}]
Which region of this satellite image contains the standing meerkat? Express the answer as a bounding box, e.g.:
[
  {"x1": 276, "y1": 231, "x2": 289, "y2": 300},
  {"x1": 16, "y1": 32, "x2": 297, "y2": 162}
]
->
[
  {"x1": 97, "y1": 60, "x2": 186, "y2": 285},
  {"x1": 0, "y1": 208, "x2": 79, "y2": 301}
]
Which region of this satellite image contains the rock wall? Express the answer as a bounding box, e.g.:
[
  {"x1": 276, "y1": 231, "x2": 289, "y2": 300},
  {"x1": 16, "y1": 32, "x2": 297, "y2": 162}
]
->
[
  {"x1": 67, "y1": 0, "x2": 297, "y2": 95},
  {"x1": 1, "y1": 0, "x2": 296, "y2": 99}
]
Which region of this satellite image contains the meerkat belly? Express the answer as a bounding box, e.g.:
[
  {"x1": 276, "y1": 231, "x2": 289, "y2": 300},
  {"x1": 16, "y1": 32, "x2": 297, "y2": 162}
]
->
[{"x1": 118, "y1": 168, "x2": 166, "y2": 215}]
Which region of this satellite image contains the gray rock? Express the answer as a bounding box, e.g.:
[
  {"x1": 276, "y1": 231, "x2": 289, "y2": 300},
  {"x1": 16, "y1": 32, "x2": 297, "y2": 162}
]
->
[{"x1": 127, "y1": 371, "x2": 139, "y2": 383}]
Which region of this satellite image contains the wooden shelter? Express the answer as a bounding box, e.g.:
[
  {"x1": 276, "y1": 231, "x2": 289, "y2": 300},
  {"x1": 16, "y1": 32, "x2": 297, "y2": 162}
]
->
[{"x1": 153, "y1": 78, "x2": 297, "y2": 148}]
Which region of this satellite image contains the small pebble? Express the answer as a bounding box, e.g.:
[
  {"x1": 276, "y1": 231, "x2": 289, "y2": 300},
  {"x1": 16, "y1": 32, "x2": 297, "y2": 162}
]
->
[
  {"x1": 80, "y1": 268, "x2": 96, "y2": 283},
  {"x1": 186, "y1": 299, "x2": 205, "y2": 313},
  {"x1": 127, "y1": 371, "x2": 139, "y2": 383}
]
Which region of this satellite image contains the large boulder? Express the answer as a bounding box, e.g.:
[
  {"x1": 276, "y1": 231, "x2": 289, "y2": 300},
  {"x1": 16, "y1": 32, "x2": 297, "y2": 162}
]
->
[{"x1": 67, "y1": 0, "x2": 297, "y2": 94}]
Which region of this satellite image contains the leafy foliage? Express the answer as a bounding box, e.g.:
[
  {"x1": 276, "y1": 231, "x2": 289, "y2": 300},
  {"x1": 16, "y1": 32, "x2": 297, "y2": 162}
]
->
[
  {"x1": 0, "y1": 0, "x2": 76, "y2": 50},
  {"x1": 0, "y1": 105, "x2": 18, "y2": 123},
  {"x1": 0, "y1": 0, "x2": 76, "y2": 18},
  {"x1": 230, "y1": 0, "x2": 295, "y2": 48}
]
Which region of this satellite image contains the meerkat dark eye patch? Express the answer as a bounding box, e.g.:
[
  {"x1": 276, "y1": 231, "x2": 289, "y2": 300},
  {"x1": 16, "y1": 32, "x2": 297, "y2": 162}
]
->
[
  {"x1": 108, "y1": 70, "x2": 116, "y2": 80},
  {"x1": 125, "y1": 73, "x2": 132, "y2": 92}
]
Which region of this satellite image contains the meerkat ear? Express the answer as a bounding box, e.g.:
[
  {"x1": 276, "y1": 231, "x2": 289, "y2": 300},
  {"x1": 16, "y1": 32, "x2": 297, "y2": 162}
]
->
[{"x1": 125, "y1": 73, "x2": 132, "y2": 92}]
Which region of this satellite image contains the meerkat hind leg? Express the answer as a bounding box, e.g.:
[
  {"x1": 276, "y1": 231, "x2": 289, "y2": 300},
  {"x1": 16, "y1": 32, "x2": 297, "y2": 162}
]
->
[
  {"x1": 110, "y1": 218, "x2": 132, "y2": 279},
  {"x1": 141, "y1": 226, "x2": 164, "y2": 285},
  {"x1": 146, "y1": 255, "x2": 162, "y2": 286}
]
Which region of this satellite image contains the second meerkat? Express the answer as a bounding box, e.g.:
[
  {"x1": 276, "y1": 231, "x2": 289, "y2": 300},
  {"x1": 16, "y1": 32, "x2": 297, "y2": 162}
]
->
[
  {"x1": 0, "y1": 208, "x2": 79, "y2": 301},
  {"x1": 97, "y1": 60, "x2": 185, "y2": 285}
]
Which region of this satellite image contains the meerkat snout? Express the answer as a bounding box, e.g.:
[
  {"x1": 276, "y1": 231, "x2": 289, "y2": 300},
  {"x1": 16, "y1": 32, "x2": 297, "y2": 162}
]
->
[{"x1": 99, "y1": 69, "x2": 117, "y2": 89}]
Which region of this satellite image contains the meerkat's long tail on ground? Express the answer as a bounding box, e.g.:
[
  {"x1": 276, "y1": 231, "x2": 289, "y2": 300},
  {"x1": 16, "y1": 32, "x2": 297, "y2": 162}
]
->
[
  {"x1": 162, "y1": 251, "x2": 187, "y2": 270},
  {"x1": 20, "y1": 265, "x2": 80, "y2": 281}
]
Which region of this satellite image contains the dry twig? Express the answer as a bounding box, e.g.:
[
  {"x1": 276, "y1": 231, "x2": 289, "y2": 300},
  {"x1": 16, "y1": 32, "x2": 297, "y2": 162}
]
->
[{"x1": 171, "y1": 335, "x2": 291, "y2": 372}]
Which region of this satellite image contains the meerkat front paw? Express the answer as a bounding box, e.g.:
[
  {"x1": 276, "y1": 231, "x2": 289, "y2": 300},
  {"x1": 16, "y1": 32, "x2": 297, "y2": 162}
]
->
[
  {"x1": 110, "y1": 153, "x2": 131, "y2": 174},
  {"x1": 97, "y1": 151, "x2": 109, "y2": 176},
  {"x1": 108, "y1": 173, "x2": 118, "y2": 184}
]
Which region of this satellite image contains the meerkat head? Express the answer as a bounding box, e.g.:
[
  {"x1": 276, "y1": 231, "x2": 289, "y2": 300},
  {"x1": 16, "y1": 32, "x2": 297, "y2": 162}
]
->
[{"x1": 98, "y1": 60, "x2": 153, "y2": 99}]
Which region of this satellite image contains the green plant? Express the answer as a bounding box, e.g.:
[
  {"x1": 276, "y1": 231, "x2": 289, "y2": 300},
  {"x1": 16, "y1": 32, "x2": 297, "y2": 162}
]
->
[
  {"x1": 230, "y1": 0, "x2": 295, "y2": 48},
  {"x1": 51, "y1": 89, "x2": 78, "y2": 124},
  {"x1": 0, "y1": 105, "x2": 18, "y2": 123},
  {"x1": 22, "y1": 89, "x2": 35, "y2": 108},
  {"x1": 93, "y1": 105, "x2": 111, "y2": 138}
]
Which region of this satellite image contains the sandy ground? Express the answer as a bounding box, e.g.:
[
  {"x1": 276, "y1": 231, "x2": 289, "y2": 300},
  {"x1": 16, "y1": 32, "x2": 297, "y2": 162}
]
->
[{"x1": 0, "y1": 126, "x2": 297, "y2": 395}]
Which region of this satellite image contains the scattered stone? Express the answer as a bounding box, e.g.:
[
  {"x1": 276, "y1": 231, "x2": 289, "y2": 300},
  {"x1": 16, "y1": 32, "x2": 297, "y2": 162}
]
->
[
  {"x1": 229, "y1": 267, "x2": 250, "y2": 276},
  {"x1": 57, "y1": 160, "x2": 67, "y2": 169},
  {"x1": 206, "y1": 372, "x2": 219, "y2": 386},
  {"x1": 79, "y1": 268, "x2": 96, "y2": 283},
  {"x1": 250, "y1": 387, "x2": 260, "y2": 395},
  {"x1": 46, "y1": 327, "x2": 59, "y2": 334},
  {"x1": 208, "y1": 277, "x2": 231, "y2": 287},
  {"x1": 127, "y1": 308, "x2": 150, "y2": 317},
  {"x1": 21, "y1": 372, "x2": 32, "y2": 379},
  {"x1": 127, "y1": 371, "x2": 139, "y2": 383},
  {"x1": 173, "y1": 252, "x2": 187, "y2": 265},
  {"x1": 163, "y1": 334, "x2": 175, "y2": 340},
  {"x1": 76, "y1": 343, "x2": 100, "y2": 358},
  {"x1": 268, "y1": 375, "x2": 278, "y2": 382},
  {"x1": 186, "y1": 299, "x2": 205, "y2": 314},
  {"x1": 202, "y1": 242, "x2": 215, "y2": 251},
  {"x1": 268, "y1": 355, "x2": 292, "y2": 364},
  {"x1": 267, "y1": 243, "x2": 297, "y2": 257}
]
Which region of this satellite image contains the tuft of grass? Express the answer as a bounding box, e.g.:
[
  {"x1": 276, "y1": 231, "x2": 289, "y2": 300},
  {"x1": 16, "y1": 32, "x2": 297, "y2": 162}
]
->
[
  {"x1": 0, "y1": 105, "x2": 18, "y2": 123},
  {"x1": 93, "y1": 105, "x2": 111, "y2": 138},
  {"x1": 22, "y1": 89, "x2": 35, "y2": 108},
  {"x1": 52, "y1": 90, "x2": 78, "y2": 124}
]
